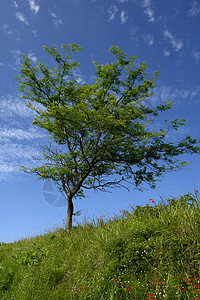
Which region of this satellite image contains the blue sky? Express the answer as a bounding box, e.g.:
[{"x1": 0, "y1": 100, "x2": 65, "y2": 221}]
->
[{"x1": 0, "y1": 0, "x2": 200, "y2": 243}]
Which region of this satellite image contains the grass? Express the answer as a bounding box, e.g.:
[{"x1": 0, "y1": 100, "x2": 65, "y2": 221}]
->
[{"x1": 1, "y1": 192, "x2": 200, "y2": 299}]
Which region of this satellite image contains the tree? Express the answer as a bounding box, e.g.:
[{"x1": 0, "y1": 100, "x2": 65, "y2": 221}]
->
[{"x1": 15, "y1": 43, "x2": 200, "y2": 230}]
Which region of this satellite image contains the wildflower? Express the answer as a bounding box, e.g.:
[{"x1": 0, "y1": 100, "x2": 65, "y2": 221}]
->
[
  {"x1": 195, "y1": 190, "x2": 198, "y2": 195},
  {"x1": 80, "y1": 287, "x2": 85, "y2": 291}
]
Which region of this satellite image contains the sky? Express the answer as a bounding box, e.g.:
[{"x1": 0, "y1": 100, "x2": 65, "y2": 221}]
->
[{"x1": 0, "y1": 0, "x2": 200, "y2": 243}]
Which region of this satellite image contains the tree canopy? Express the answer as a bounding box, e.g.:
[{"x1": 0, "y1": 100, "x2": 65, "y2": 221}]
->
[{"x1": 15, "y1": 43, "x2": 200, "y2": 229}]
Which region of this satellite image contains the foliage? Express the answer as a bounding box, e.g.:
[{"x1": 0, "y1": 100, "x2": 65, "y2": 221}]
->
[
  {"x1": 15, "y1": 43, "x2": 200, "y2": 229},
  {"x1": 12, "y1": 246, "x2": 50, "y2": 267}
]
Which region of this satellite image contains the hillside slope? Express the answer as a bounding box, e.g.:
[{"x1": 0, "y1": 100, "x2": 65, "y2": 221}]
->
[{"x1": 0, "y1": 193, "x2": 200, "y2": 299}]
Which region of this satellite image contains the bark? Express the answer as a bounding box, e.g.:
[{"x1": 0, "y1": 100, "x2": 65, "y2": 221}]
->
[{"x1": 66, "y1": 194, "x2": 74, "y2": 230}]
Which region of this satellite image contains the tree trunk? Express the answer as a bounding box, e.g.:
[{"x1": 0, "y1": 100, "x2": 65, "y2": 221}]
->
[{"x1": 66, "y1": 195, "x2": 74, "y2": 230}]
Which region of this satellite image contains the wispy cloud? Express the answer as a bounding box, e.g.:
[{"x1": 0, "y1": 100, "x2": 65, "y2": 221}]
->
[
  {"x1": 163, "y1": 28, "x2": 183, "y2": 52},
  {"x1": 188, "y1": 1, "x2": 200, "y2": 17},
  {"x1": 143, "y1": 33, "x2": 154, "y2": 46},
  {"x1": 192, "y1": 50, "x2": 200, "y2": 64},
  {"x1": 163, "y1": 49, "x2": 171, "y2": 57},
  {"x1": 1, "y1": 24, "x2": 21, "y2": 41},
  {"x1": 142, "y1": 0, "x2": 155, "y2": 22},
  {"x1": 49, "y1": 10, "x2": 63, "y2": 26},
  {"x1": 1, "y1": 24, "x2": 13, "y2": 35},
  {"x1": 0, "y1": 160, "x2": 20, "y2": 181},
  {"x1": 10, "y1": 50, "x2": 22, "y2": 70},
  {"x1": 130, "y1": 26, "x2": 139, "y2": 43},
  {"x1": 31, "y1": 29, "x2": 37, "y2": 37},
  {"x1": 120, "y1": 10, "x2": 128, "y2": 24},
  {"x1": 0, "y1": 143, "x2": 41, "y2": 181},
  {"x1": 28, "y1": 52, "x2": 37, "y2": 63},
  {"x1": 0, "y1": 94, "x2": 48, "y2": 181},
  {"x1": 72, "y1": 69, "x2": 85, "y2": 85},
  {"x1": 28, "y1": 0, "x2": 40, "y2": 14},
  {"x1": 0, "y1": 127, "x2": 46, "y2": 141},
  {"x1": 118, "y1": 0, "x2": 128, "y2": 2},
  {"x1": 107, "y1": 6, "x2": 119, "y2": 21},
  {"x1": 0, "y1": 95, "x2": 34, "y2": 121},
  {"x1": 15, "y1": 12, "x2": 29, "y2": 25},
  {"x1": 151, "y1": 85, "x2": 200, "y2": 107},
  {"x1": 13, "y1": 1, "x2": 18, "y2": 8}
]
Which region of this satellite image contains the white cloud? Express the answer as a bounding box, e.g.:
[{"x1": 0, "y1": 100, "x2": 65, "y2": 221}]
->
[
  {"x1": 142, "y1": 0, "x2": 155, "y2": 22},
  {"x1": 188, "y1": 1, "x2": 200, "y2": 17},
  {"x1": 192, "y1": 50, "x2": 200, "y2": 64},
  {"x1": 0, "y1": 93, "x2": 49, "y2": 181},
  {"x1": 1, "y1": 24, "x2": 13, "y2": 35},
  {"x1": 143, "y1": 33, "x2": 154, "y2": 46},
  {"x1": 151, "y1": 85, "x2": 200, "y2": 107},
  {"x1": 1, "y1": 24, "x2": 21, "y2": 41},
  {"x1": 120, "y1": 10, "x2": 128, "y2": 24},
  {"x1": 28, "y1": 0, "x2": 40, "y2": 14},
  {"x1": 49, "y1": 10, "x2": 63, "y2": 26},
  {"x1": 0, "y1": 160, "x2": 19, "y2": 181},
  {"x1": 130, "y1": 26, "x2": 138, "y2": 42},
  {"x1": 28, "y1": 52, "x2": 37, "y2": 63},
  {"x1": 0, "y1": 95, "x2": 34, "y2": 120},
  {"x1": 118, "y1": 0, "x2": 128, "y2": 2},
  {"x1": 72, "y1": 69, "x2": 85, "y2": 85},
  {"x1": 32, "y1": 29, "x2": 37, "y2": 37},
  {"x1": 13, "y1": 1, "x2": 18, "y2": 8},
  {"x1": 107, "y1": 6, "x2": 119, "y2": 21},
  {"x1": 0, "y1": 127, "x2": 46, "y2": 141},
  {"x1": 163, "y1": 49, "x2": 170, "y2": 57},
  {"x1": 11, "y1": 50, "x2": 21, "y2": 69},
  {"x1": 0, "y1": 62, "x2": 3, "y2": 67},
  {"x1": 163, "y1": 28, "x2": 183, "y2": 52},
  {"x1": 15, "y1": 12, "x2": 29, "y2": 25},
  {"x1": 0, "y1": 143, "x2": 42, "y2": 181}
]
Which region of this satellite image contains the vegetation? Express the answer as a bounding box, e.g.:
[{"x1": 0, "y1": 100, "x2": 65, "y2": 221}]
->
[
  {"x1": 1, "y1": 192, "x2": 200, "y2": 299},
  {"x1": 15, "y1": 44, "x2": 200, "y2": 229}
]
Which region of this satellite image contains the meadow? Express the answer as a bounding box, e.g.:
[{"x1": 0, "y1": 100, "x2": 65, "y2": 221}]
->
[{"x1": 1, "y1": 192, "x2": 200, "y2": 299}]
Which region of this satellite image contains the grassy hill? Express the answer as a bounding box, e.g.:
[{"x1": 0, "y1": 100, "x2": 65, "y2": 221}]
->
[{"x1": 1, "y1": 193, "x2": 200, "y2": 299}]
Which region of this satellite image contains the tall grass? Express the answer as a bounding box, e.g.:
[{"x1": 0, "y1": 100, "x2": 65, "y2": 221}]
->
[{"x1": 1, "y1": 192, "x2": 200, "y2": 299}]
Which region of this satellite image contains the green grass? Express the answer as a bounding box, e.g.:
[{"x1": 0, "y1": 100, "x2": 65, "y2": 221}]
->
[{"x1": 1, "y1": 192, "x2": 200, "y2": 299}]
